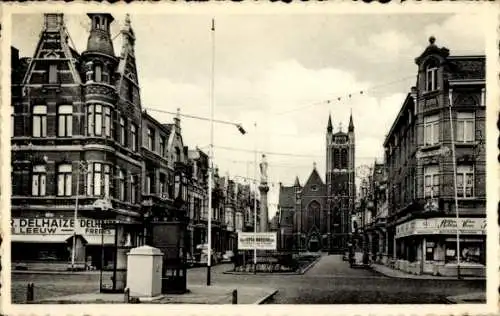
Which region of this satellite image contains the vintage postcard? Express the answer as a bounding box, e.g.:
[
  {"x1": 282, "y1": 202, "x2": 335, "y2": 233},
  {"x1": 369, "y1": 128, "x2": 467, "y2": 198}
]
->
[{"x1": 1, "y1": 2, "x2": 498, "y2": 316}]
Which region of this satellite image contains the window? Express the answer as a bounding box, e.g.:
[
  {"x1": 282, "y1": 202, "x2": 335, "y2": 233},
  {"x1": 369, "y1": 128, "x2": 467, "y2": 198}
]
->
[
  {"x1": 333, "y1": 149, "x2": 340, "y2": 169},
  {"x1": 32, "y1": 105, "x2": 47, "y2": 138},
  {"x1": 425, "y1": 62, "x2": 438, "y2": 92},
  {"x1": 48, "y1": 64, "x2": 58, "y2": 84},
  {"x1": 118, "y1": 169, "x2": 125, "y2": 201},
  {"x1": 175, "y1": 147, "x2": 181, "y2": 162},
  {"x1": 341, "y1": 149, "x2": 348, "y2": 169},
  {"x1": 424, "y1": 165, "x2": 439, "y2": 198},
  {"x1": 131, "y1": 124, "x2": 137, "y2": 151},
  {"x1": 57, "y1": 164, "x2": 72, "y2": 196},
  {"x1": 87, "y1": 163, "x2": 108, "y2": 197},
  {"x1": 311, "y1": 185, "x2": 318, "y2": 192},
  {"x1": 94, "y1": 65, "x2": 102, "y2": 82},
  {"x1": 456, "y1": 112, "x2": 474, "y2": 143},
  {"x1": 94, "y1": 163, "x2": 102, "y2": 196},
  {"x1": 423, "y1": 114, "x2": 439, "y2": 146},
  {"x1": 104, "y1": 165, "x2": 110, "y2": 197},
  {"x1": 147, "y1": 127, "x2": 155, "y2": 151},
  {"x1": 159, "y1": 136, "x2": 166, "y2": 156},
  {"x1": 130, "y1": 175, "x2": 137, "y2": 204},
  {"x1": 159, "y1": 173, "x2": 166, "y2": 195},
  {"x1": 480, "y1": 88, "x2": 485, "y2": 107},
  {"x1": 104, "y1": 107, "x2": 111, "y2": 137},
  {"x1": 95, "y1": 105, "x2": 102, "y2": 136},
  {"x1": 120, "y1": 117, "x2": 126, "y2": 145},
  {"x1": 127, "y1": 81, "x2": 134, "y2": 102},
  {"x1": 457, "y1": 165, "x2": 474, "y2": 198},
  {"x1": 145, "y1": 174, "x2": 151, "y2": 195},
  {"x1": 32, "y1": 165, "x2": 47, "y2": 196},
  {"x1": 58, "y1": 105, "x2": 73, "y2": 137}
]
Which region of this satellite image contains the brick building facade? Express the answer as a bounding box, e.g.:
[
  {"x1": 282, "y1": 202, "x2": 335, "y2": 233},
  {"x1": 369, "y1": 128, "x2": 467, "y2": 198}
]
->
[{"x1": 384, "y1": 37, "x2": 486, "y2": 277}]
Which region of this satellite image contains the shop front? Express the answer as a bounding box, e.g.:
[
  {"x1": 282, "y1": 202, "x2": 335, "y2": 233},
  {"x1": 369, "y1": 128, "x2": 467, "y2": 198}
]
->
[
  {"x1": 11, "y1": 216, "x2": 116, "y2": 271},
  {"x1": 394, "y1": 217, "x2": 486, "y2": 277}
]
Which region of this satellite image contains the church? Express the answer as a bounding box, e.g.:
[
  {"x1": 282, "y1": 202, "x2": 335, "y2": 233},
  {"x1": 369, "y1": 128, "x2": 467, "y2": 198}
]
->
[{"x1": 277, "y1": 113, "x2": 356, "y2": 253}]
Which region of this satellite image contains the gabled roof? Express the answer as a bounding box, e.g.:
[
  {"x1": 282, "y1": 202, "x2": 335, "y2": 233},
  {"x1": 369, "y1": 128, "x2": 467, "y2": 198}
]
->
[
  {"x1": 303, "y1": 167, "x2": 324, "y2": 187},
  {"x1": 278, "y1": 186, "x2": 295, "y2": 209}
]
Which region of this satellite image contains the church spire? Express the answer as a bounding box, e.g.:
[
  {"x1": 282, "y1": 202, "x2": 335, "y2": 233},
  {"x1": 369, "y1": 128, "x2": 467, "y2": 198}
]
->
[
  {"x1": 348, "y1": 111, "x2": 354, "y2": 132},
  {"x1": 327, "y1": 112, "x2": 333, "y2": 133},
  {"x1": 294, "y1": 176, "x2": 300, "y2": 187}
]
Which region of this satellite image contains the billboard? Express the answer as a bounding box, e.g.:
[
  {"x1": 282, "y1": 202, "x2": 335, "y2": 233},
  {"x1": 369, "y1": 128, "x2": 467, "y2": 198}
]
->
[{"x1": 238, "y1": 232, "x2": 277, "y2": 250}]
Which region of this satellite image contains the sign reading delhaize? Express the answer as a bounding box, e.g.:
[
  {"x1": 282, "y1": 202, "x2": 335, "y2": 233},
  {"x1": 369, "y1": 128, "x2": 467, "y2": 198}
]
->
[
  {"x1": 238, "y1": 232, "x2": 277, "y2": 250},
  {"x1": 396, "y1": 217, "x2": 486, "y2": 238},
  {"x1": 11, "y1": 218, "x2": 115, "y2": 236}
]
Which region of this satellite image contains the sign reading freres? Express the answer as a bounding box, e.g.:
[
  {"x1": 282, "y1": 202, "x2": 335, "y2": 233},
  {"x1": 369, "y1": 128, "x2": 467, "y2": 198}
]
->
[
  {"x1": 238, "y1": 232, "x2": 277, "y2": 250},
  {"x1": 11, "y1": 218, "x2": 115, "y2": 236}
]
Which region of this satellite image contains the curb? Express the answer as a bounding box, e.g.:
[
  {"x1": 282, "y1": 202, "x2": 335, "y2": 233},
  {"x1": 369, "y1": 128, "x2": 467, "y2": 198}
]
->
[
  {"x1": 13, "y1": 270, "x2": 103, "y2": 275},
  {"x1": 223, "y1": 256, "x2": 322, "y2": 276},
  {"x1": 299, "y1": 256, "x2": 321, "y2": 274},
  {"x1": 369, "y1": 265, "x2": 486, "y2": 281},
  {"x1": 254, "y1": 289, "x2": 278, "y2": 305}
]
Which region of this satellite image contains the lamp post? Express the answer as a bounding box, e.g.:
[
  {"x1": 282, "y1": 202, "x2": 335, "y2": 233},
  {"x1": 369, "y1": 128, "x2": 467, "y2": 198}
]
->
[
  {"x1": 253, "y1": 122, "x2": 257, "y2": 274},
  {"x1": 447, "y1": 88, "x2": 461, "y2": 280},
  {"x1": 71, "y1": 161, "x2": 87, "y2": 271},
  {"x1": 206, "y1": 18, "x2": 247, "y2": 286}
]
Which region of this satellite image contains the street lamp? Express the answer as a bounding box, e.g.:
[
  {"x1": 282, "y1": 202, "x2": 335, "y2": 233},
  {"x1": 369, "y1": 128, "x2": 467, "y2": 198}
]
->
[{"x1": 206, "y1": 18, "x2": 247, "y2": 286}]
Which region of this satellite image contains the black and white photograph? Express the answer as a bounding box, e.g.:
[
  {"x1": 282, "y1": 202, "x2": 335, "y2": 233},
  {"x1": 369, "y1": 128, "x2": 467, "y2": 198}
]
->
[{"x1": 2, "y1": 3, "x2": 498, "y2": 314}]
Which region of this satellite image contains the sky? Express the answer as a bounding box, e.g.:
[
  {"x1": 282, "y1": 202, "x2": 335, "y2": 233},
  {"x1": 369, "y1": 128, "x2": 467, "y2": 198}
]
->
[{"x1": 11, "y1": 12, "x2": 486, "y2": 220}]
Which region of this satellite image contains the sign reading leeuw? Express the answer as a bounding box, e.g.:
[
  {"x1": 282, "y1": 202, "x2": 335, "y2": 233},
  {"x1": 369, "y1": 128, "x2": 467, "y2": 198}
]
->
[
  {"x1": 11, "y1": 218, "x2": 115, "y2": 236},
  {"x1": 238, "y1": 232, "x2": 277, "y2": 250}
]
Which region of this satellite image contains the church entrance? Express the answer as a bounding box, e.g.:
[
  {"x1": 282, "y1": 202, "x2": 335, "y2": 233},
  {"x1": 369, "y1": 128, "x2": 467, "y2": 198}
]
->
[{"x1": 308, "y1": 236, "x2": 321, "y2": 252}]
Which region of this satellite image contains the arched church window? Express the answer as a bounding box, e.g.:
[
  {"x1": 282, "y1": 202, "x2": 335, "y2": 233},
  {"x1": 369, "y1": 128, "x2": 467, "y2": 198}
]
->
[
  {"x1": 341, "y1": 149, "x2": 348, "y2": 169},
  {"x1": 333, "y1": 149, "x2": 340, "y2": 169},
  {"x1": 308, "y1": 201, "x2": 321, "y2": 229}
]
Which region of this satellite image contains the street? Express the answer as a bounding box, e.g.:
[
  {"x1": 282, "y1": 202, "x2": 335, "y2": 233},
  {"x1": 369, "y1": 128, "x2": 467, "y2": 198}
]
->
[{"x1": 11, "y1": 255, "x2": 485, "y2": 304}]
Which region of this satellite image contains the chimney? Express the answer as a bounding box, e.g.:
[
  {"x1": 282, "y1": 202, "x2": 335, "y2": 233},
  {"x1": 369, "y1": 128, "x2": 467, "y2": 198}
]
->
[{"x1": 174, "y1": 108, "x2": 181, "y2": 134}]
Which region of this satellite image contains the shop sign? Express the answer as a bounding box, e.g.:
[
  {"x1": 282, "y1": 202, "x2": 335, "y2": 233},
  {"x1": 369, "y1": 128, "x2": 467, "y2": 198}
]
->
[
  {"x1": 238, "y1": 232, "x2": 277, "y2": 250},
  {"x1": 11, "y1": 218, "x2": 115, "y2": 236},
  {"x1": 396, "y1": 217, "x2": 486, "y2": 238},
  {"x1": 415, "y1": 146, "x2": 451, "y2": 160}
]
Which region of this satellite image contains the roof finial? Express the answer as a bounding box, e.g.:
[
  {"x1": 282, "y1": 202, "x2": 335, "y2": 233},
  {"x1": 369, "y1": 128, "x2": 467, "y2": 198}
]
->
[
  {"x1": 313, "y1": 162, "x2": 317, "y2": 169},
  {"x1": 429, "y1": 36, "x2": 436, "y2": 45},
  {"x1": 125, "y1": 13, "x2": 131, "y2": 27}
]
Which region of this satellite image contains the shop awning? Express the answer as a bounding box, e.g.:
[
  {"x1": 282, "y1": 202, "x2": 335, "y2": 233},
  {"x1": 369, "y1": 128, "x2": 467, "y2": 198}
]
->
[
  {"x1": 11, "y1": 234, "x2": 72, "y2": 243},
  {"x1": 82, "y1": 235, "x2": 115, "y2": 245}
]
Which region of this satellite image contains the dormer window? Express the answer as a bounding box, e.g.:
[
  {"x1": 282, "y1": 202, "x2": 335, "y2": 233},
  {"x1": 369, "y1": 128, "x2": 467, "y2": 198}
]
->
[
  {"x1": 94, "y1": 64, "x2": 102, "y2": 82},
  {"x1": 48, "y1": 64, "x2": 58, "y2": 84},
  {"x1": 425, "y1": 60, "x2": 439, "y2": 92}
]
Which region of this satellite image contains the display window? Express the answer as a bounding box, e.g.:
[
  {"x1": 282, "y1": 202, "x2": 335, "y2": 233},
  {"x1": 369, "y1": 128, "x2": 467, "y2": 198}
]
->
[{"x1": 445, "y1": 241, "x2": 485, "y2": 265}]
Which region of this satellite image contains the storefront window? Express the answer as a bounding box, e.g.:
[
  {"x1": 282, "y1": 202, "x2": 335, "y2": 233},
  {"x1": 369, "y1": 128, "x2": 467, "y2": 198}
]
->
[{"x1": 445, "y1": 241, "x2": 484, "y2": 265}]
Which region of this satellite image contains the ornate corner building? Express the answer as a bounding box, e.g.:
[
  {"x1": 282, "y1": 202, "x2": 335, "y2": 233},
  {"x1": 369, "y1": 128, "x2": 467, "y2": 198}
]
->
[{"x1": 11, "y1": 13, "x2": 145, "y2": 271}]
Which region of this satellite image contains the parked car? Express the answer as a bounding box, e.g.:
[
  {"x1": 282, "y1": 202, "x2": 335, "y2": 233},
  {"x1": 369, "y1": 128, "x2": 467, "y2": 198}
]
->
[
  {"x1": 194, "y1": 244, "x2": 218, "y2": 266},
  {"x1": 222, "y1": 250, "x2": 234, "y2": 263}
]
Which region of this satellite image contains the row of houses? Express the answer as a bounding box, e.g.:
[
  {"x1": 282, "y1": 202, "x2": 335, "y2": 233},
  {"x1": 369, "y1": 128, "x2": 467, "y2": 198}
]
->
[
  {"x1": 10, "y1": 13, "x2": 261, "y2": 271},
  {"x1": 355, "y1": 37, "x2": 486, "y2": 277}
]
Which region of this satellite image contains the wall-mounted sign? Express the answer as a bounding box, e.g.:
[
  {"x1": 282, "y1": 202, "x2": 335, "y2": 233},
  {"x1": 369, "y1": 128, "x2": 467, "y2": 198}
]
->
[
  {"x1": 416, "y1": 146, "x2": 451, "y2": 160},
  {"x1": 396, "y1": 217, "x2": 486, "y2": 238},
  {"x1": 11, "y1": 218, "x2": 115, "y2": 236},
  {"x1": 238, "y1": 232, "x2": 277, "y2": 250}
]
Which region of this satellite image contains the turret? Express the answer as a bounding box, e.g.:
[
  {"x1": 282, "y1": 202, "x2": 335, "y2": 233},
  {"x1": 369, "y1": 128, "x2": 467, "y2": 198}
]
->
[
  {"x1": 327, "y1": 113, "x2": 333, "y2": 133},
  {"x1": 85, "y1": 14, "x2": 115, "y2": 57}
]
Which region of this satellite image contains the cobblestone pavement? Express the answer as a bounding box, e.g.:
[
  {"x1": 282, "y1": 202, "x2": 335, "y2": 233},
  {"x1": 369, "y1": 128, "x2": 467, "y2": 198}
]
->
[{"x1": 10, "y1": 255, "x2": 485, "y2": 304}]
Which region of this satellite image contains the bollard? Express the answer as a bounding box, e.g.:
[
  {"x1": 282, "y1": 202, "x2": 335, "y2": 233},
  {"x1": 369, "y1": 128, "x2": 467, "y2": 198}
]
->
[
  {"x1": 26, "y1": 283, "x2": 34, "y2": 302},
  {"x1": 232, "y1": 289, "x2": 238, "y2": 304},
  {"x1": 124, "y1": 288, "x2": 130, "y2": 303}
]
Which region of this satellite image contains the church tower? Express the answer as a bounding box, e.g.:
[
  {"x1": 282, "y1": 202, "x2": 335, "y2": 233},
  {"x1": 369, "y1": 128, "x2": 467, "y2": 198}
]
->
[{"x1": 325, "y1": 112, "x2": 355, "y2": 253}]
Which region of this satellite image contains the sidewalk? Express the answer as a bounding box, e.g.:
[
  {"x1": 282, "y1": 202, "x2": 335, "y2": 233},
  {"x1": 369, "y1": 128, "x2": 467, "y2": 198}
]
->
[
  {"x1": 370, "y1": 263, "x2": 485, "y2": 281},
  {"x1": 445, "y1": 292, "x2": 486, "y2": 304},
  {"x1": 35, "y1": 284, "x2": 278, "y2": 305}
]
